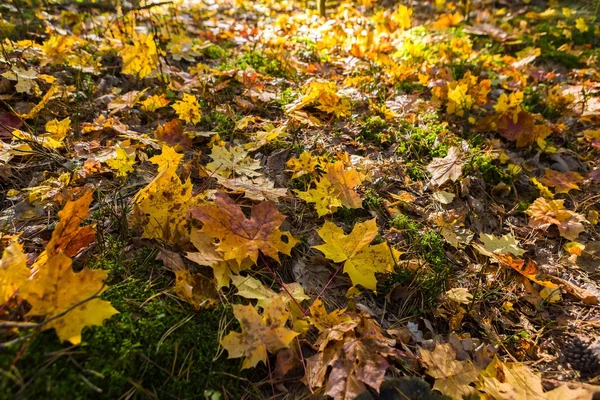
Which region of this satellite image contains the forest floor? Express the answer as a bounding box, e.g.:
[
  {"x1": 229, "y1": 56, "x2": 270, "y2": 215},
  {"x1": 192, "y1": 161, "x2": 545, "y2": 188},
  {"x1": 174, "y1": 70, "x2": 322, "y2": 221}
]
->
[{"x1": 1, "y1": 0, "x2": 600, "y2": 399}]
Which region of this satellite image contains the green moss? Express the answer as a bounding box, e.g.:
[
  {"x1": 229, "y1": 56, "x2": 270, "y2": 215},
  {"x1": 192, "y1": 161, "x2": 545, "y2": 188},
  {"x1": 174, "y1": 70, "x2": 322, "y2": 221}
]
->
[
  {"x1": 381, "y1": 228, "x2": 450, "y2": 315},
  {"x1": 396, "y1": 113, "x2": 452, "y2": 160},
  {"x1": 234, "y1": 50, "x2": 290, "y2": 78},
  {"x1": 390, "y1": 214, "x2": 421, "y2": 239},
  {"x1": 202, "y1": 44, "x2": 228, "y2": 60},
  {"x1": 405, "y1": 162, "x2": 426, "y2": 181},
  {"x1": 465, "y1": 152, "x2": 510, "y2": 185},
  {"x1": 359, "y1": 116, "x2": 390, "y2": 146},
  {"x1": 201, "y1": 111, "x2": 235, "y2": 134},
  {"x1": 277, "y1": 87, "x2": 297, "y2": 108},
  {"x1": 363, "y1": 188, "x2": 383, "y2": 210},
  {"x1": 0, "y1": 241, "x2": 252, "y2": 399}
]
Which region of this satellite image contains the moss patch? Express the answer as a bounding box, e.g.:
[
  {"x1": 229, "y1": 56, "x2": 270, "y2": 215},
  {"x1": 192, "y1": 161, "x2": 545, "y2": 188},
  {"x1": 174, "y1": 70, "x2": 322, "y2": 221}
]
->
[{"x1": 0, "y1": 241, "x2": 253, "y2": 399}]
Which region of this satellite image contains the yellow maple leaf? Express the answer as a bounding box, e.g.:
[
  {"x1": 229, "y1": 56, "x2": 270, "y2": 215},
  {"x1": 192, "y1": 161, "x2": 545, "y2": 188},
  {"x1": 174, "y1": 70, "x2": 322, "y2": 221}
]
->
[
  {"x1": 1, "y1": 67, "x2": 38, "y2": 94},
  {"x1": 140, "y1": 94, "x2": 170, "y2": 112},
  {"x1": 20, "y1": 252, "x2": 118, "y2": 345},
  {"x1": 45, "y1": 117, "x2": 71, "y2": 141},
  {"x1": 172, "y1": 93, "x2": 202, "y2": 124},
  {"x1": 324, "y1": 161, "x2": 364, "y2": 208},
  {"x1": 575, "y1": 18, "x2": 589, "y2": 33},
  {"x1": 0, "y1": 242, "x2": 30, "y2": 304},
  {"x1": 121, "y1": 34, "x2": 159, "y2": 79},
  {"x1": 148, "y1": 144, "x2": 183, "y2": 173},
  {"x1": 297, "y1": 178, "x2": 342, "y2": 216},
  {"x1": 106, "y1": 147, "x2": 136, "y2": 177},
  {"x1": 186, "y1": 228, "x2": 251, "y2": 288},
  {"x1": 420, "y1": 343, "x2": 480, "y2": 400},
  {"x1": 287, "y1": 81, "x2": 352, "y2": 118},
  {"x1": 190, "y1": 191, "x2": 298, "y2": 265},
  {"x1": 173, "y1": 269, "x2": 218, "y2": 310},
  {"x1": 530, "y1": 177, "x2": 554, "y2": 199},
  {"x1": 286, "y1": 151, "x2": 324, "y2": 179},
  {"x1": 478, "y1": 356, "x2": 545, "y2": 400},
  {"x1": 447, "y1": 83, "x2": 473, "y2": 117},
  {"x1": 220, "y1": 297, "x2": 298, "y2": 369},
  {"x1": 538, "y1": 169, "x2": 583, "y2": 194},
  {"x1": 527, "y1": 198, "x2": 587, "y2": 241},
  {"x1": 313, "y1": 219, "x2": 400, "y2": 291},
  {"x1": 494, "y1": 91, "x2": 523, "y2": 123},
  {"x1": 133, "y1": 166, "x2": 198, "y2": 245},
  {"x1": 205, "y1": 144, "x2": 261, "y2": 178},
  {"x1": 391, "y1": 5, "x2": 413, "y2": 30},
  {"x1": 231, "y1": 275, "x2": 309, "y2": 311}
]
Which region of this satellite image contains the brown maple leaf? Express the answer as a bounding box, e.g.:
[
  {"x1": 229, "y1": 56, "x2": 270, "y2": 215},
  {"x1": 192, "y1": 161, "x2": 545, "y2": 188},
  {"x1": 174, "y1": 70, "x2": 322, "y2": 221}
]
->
[
  {"x1": 496, "y1": 110, "x2": 537, "y2": 147},
  {"x1": 427, "y1": 147, "x2": 463, "y2": 186},
  {"x1": 306, "y1": 316, "x2": 400, "y2": 400},
  {"x1": 538, "y1": 169, "x2": 583, "y2": 194},
  {"x1": 155, "y1": 119, "x2": 192, "y2": 150},
  {"x1": 190, "y1": 192, "x2": 298, "y2": 264}
]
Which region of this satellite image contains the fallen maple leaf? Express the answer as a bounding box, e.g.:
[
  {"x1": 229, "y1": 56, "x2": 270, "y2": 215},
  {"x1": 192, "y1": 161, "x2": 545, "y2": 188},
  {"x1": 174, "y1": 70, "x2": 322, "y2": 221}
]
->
[
  {"x1": 308, "y1": 299, "x2": 359, "y2": 351},
  {"x1": 185, "y1": 228, "x2": 250, "y2": 288},
  {"x1": 148, "y1": 144, "x2": 183, "y2": 173},
  {"x1": 527, "y1": 198, "x2": 587, "y2": 241},
  {"x1": 495, "y1": 110, "x2": 538, "y2": 148},
  {"x1": 0, "y1": 242, "x2": 30, "y2": 304},
  {"x1": 538, "y1": 169, "x2": 583, "y2": 194},
  {"x1": 106, "y1": 147, "x2": 136, "y2": 177},
  {"x1": 190, "y1": 191, "x2": 298, "y2": 264},
  {"x1": 220, "y1": 297, "x2": 298, "y2": 369},
  {"x1": 20, "y1": 252, "x2": 118, "y2": 344},
  {"x1": 34, "y1": 191, "x2": 96, "y2": 269},
  {"x1": 205, "y1": 144, "x2": 262, "y2": 178},
  {"x1": 306, "y1": 314, "x2": 399, "y2": 400},
  {"x1": 155, "y1": 119, "x2": 192, "y2": 150},
  {"x1": 120, "y1": 33, "x2": 159, "y2": 79},
  {"x1": 420, "y1": 343, "x2": 480, "y2": 400},
  {"x1": 313, "y1": 219, "x2": 400, "y2": 291},
  {"x1": 427, "y1": 147, "x2": 463, "y2": 186},
  {"x1": 297, "y1": 178, "x2": 343, "y2": 216},
  {"x1": 286, "y1": 151, "x2": 325, "y2": 179},
  {"x1": 478, "y1": 233, "x2": 526, "y2": 257},
  {"x1": 325, "y1": 161, "x2": 364, "y2": 209},
  {"x1": 173, "y1": 269, "x2": 218, "y2": 310},
  {"x1": 215, "y1": 175, "x2": 288, "y2": 202},
  {"x1": 172, "y1": 93, "x2": 202, "y2": 124},
  {"x1": 477, "y1": 356, "x2": 545, "y2": 400},
  {"x1": 133, "y1": 162, "x2": 198, "y2": 245}
]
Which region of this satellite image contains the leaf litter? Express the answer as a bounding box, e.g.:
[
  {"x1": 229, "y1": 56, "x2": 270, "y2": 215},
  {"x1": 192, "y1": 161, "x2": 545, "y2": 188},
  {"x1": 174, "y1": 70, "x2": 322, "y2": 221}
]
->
[{"x1": 1, "y1": 0, "x2": 600, "y2": 398}]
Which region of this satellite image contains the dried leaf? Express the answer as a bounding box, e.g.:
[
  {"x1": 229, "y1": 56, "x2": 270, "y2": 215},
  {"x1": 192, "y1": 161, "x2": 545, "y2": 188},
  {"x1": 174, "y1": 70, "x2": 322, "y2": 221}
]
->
[
  {"x1": 220, "y1": 298, "x2": 298, "y2": 369},
  {"x1": 427, "y1": 147, "x2": 463, "y2": 186},
  {"x1": 190, "y1": 192, "x2": 298, "y2": 264},
  {"x1": 420, "y1": 343, "x2": 480, "y2": 400}
]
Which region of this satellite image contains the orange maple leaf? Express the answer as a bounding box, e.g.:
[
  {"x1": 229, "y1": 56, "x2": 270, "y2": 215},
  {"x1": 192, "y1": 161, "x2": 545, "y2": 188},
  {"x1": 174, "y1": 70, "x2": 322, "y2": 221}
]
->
[
  {"x1": 527, "y1": 198, "x2": 587, "y2": 241},
  {"x1": 34, "y1": 192, "x2": 96, "y2": 269},
  {"x1": 538, "y1": 169, "x2": 583, "y2": 194},
  {"x1": 190, "y1": 192, "x2": 298, "y2": 265}
]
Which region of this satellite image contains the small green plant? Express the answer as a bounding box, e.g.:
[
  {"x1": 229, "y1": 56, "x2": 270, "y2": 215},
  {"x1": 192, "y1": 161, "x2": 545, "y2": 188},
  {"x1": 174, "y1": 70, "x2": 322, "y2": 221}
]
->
[
  {"x1": 0, "y1": 240, "x2": 252, "y2": 398},
  {"x1": 363, "y1": 188, "x2": 383, "y2": 210},
  {"x1": 359, "y1": 116, "x2": 389, "y2": 146}
]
